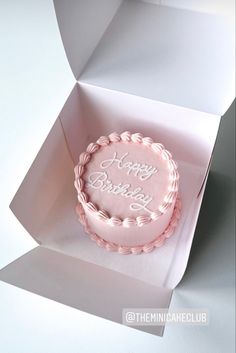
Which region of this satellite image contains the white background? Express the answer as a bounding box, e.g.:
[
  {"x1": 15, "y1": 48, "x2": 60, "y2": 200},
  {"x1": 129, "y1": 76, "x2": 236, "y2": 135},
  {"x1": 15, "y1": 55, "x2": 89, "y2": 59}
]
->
[{"x1": 0, "y1": 1, "x2": 235, "y2": 352}]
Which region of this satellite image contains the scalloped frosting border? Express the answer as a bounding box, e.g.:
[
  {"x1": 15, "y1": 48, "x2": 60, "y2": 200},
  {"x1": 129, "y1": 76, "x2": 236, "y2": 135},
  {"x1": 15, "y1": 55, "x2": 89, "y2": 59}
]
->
[
  {"x1": 76, "y1": 196, "x2": 181, "y2": 254},
  {"x1": 74, "y1": 131, "x2": 179, "y2": 228}
]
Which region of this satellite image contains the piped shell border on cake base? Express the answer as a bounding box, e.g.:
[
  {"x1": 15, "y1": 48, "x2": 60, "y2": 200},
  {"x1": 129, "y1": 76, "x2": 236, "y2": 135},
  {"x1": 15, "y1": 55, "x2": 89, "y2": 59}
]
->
[
  {"x1": 74, "y1": 131, "x2": 179, "y2": 228},
  {"x1": 76, "y1": 196, "x2": 181, "y2": 255}
]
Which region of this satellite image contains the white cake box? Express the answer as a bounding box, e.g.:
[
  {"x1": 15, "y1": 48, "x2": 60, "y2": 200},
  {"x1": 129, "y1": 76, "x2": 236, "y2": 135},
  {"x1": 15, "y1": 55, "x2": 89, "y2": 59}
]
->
[{"x1": 0, "y1": 0, "x2": 235, "y2": 336}]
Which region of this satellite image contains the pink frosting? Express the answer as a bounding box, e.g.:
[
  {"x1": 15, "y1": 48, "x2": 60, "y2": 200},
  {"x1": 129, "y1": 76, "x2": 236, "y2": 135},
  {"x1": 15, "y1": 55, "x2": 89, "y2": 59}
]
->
[
  {"x1": 76, "y1": 197, "x2": 181, "y2": 254},
  {"x1": 74, "y1": 132, "x2": 180, "y2": 252}
]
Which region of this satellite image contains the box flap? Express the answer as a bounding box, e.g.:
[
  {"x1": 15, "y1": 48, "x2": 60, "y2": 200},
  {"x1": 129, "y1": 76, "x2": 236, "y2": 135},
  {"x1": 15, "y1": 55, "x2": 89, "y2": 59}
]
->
[
  {"x1": 53, "y1": 0, "x2": 122, "y2": 81},
  {"x1": 0, "y1": 246, "x2": 172, "y2": 336},
  {"x1": 9, "y1": 117, "x2": 75, "y2": 244},
  {"x1": 54, "y1": 0, "x2": 235, "y2": 115}
]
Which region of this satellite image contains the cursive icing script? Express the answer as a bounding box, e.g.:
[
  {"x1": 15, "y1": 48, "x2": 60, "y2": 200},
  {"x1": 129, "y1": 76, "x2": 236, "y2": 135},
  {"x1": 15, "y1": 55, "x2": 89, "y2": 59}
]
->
[
  {"x1": 100, "y1": 152, "x2": 158, "y2": 181},
  {"x1": 86, "y1": 171, "x2": 153, "y2": 214}
]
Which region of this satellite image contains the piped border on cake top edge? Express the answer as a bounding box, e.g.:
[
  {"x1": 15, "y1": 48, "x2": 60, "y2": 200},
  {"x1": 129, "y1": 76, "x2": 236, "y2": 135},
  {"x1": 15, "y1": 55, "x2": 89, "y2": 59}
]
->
[{"x1": 74, "y1": 131, "x2": 179, "y2": 228}]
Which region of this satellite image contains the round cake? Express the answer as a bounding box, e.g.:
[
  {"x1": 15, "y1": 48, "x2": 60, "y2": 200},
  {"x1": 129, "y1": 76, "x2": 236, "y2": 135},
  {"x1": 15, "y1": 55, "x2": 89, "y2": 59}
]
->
[{"x1": 74, "y1": 131, "x2": 181, "y2": 254}]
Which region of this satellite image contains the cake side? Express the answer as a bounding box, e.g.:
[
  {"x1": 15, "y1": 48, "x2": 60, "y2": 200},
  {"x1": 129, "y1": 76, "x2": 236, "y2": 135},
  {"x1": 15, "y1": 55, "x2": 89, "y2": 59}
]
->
[{"x1": 76, "y1": 197, "x2": 181, "y2": 254}]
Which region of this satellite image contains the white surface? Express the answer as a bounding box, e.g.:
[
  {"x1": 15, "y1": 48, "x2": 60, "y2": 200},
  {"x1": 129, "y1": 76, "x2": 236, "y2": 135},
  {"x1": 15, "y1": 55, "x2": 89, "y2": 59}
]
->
[{"x1": 0, "y1": 1, "x2": 235, "y2": 352}]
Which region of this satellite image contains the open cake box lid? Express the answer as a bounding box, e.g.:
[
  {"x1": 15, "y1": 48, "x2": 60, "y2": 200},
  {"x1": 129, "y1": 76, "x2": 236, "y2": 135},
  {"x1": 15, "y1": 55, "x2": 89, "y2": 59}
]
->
[
  {"x1": 0, "y1": 0, "x2": 235, "y2": 337},
  {"x1": 54, "y1": 0, "x2": 235, "y2": 116}
]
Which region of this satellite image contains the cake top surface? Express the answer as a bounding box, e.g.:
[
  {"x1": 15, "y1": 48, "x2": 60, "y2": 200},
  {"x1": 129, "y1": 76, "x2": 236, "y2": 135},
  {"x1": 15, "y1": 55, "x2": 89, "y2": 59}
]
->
[{"x1": 74, "y1": 132, "x2": 179, "y2": 225}]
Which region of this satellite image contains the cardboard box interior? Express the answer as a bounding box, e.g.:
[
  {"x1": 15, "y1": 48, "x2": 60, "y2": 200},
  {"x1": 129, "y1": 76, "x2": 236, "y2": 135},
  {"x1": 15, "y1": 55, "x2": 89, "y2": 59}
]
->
[{"x1": 9, "y1": 82, "x2": 220, "y2": 289}]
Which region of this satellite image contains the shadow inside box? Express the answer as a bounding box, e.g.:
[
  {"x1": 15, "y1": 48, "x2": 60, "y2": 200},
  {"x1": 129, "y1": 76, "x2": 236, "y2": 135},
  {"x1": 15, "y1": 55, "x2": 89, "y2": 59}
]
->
[
  {"x1": 178, "y1": 171, "x2": 235, "y2": 289},
  {"x1": 79, "y1": 89, "x2": 209, "y2": 167}
]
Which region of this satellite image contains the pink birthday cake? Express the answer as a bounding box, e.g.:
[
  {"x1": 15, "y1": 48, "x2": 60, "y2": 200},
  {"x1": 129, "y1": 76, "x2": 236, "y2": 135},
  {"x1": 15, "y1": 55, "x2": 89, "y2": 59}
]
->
[{"x1": 74, "y1": 132, "x2": 181, "y2": 254}]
